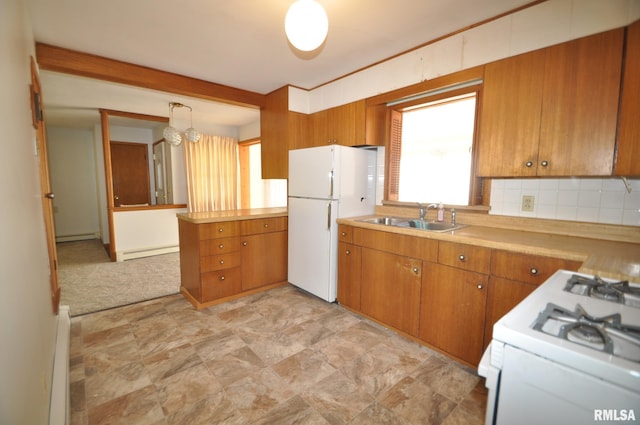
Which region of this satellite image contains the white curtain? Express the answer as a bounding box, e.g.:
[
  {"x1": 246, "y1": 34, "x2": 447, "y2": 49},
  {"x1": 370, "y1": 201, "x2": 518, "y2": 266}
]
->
[{"x1": 184, "y1": 134, "x2": 239, "y2": 212}]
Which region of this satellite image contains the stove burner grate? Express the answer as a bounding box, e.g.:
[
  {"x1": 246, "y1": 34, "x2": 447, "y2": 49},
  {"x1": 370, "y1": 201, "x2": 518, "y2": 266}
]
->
[
  {"x1": 564, "y1": 275, "x2": 640, "y2": 308},
  {"x1": 533, "y1": 303, "x2": 640, "y2": 362}
]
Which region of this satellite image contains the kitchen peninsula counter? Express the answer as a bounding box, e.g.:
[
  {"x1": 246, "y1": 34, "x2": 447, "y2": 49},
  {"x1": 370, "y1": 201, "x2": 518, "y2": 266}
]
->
[
  {"x1": 177, "y1": 207, "x2": 288, "y2": 309},
  {"x1": 177, "y1": 207, "x2": 287, "y2": 224},
  {"x1": 337, "y1": 215, "x2": 640, "y2": 282}
]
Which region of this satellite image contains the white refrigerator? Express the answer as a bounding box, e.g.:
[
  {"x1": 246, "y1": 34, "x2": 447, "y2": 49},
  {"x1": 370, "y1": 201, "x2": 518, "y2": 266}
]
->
[{"x1": 288, "y1": 144, "x2": 376, "y2": 302}]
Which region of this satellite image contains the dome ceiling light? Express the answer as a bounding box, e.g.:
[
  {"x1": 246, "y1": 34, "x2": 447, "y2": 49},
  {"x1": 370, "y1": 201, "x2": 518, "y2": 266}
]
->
[
  {"x1": 163, "y1": 102, "x2": 201, "y2": 146},
  {"x1": 285, "y1": 0, "x2": 328, "y2": 52}
]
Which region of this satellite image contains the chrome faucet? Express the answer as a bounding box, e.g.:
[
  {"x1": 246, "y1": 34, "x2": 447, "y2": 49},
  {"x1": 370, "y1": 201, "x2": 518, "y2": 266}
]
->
[{"x1": 417, "y1": 202, "x2": 438, "y2": 220}]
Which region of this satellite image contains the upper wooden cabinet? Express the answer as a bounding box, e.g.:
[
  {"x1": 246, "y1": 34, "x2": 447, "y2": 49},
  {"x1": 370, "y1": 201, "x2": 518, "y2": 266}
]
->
[
  {"x1": 615, "y1": 20, "x2": 640, "y2": 176},
  {"x1": 309, "y1": 100, "x2": 384, "y2": 147},
  {"x1": 478, "y1": 29, "x2": 624, "y2": 177},
  {"x1": 260, "y1": 86, "x2": 308, "y2": 179}
]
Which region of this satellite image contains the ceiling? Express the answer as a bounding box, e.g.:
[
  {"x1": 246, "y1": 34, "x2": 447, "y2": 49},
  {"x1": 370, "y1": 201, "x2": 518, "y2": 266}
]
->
[{"x1": 25, "y1": 0, "x2": 535, "y2": 130}]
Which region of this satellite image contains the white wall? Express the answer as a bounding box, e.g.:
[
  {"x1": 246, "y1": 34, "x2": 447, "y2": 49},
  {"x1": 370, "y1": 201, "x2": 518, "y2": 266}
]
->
[
  {"x1": 47, "y1": 126, "x2": 101, "y2": 240},
  {"x1": 0, "y1": 0, "x2": 58, "y2": 423}
]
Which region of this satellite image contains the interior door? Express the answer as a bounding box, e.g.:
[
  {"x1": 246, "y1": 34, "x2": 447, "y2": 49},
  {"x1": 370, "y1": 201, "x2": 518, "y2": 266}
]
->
[
  {"x1": 31, "y1": 57, "x2": 60, "y2": 314},
  {"x1": 110, "y1": 141, "x2": 151, "y2": 206},
  {"x1": 153, "y1": 141, "x2": 169, "y2": 204}
]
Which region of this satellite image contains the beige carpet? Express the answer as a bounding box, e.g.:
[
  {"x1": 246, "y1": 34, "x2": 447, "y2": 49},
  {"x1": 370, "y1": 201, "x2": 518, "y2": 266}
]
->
[{"x1": 57, "y1": 239, "x2": 180, "y2": 316}]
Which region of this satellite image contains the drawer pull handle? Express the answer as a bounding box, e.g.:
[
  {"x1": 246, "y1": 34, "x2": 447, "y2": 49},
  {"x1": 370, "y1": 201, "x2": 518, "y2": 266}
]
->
[
  {"x1": 525, "y1": 161, "x2": 533, "y2": 168},
  {"x1": 412, "y1": 267, "x2": 419, "y2": 274},
  {"x1": 218, "y1": 244, "x2": 224, "y2": 249},
  {"x1": 219, "y1": 260, "x2": 224, "y2": 265},
  {"x1": 341, "y1": 232, "x2": 346, "y2": 237},
  {"x1": 242, "y1": 241, "x2": 248, "y2": 246},
  {"x1": 530, "y1": 267, "x2": 538, "y2": 275},
  {"x1": 540, "y1": 160, "x2": 549, "y2": 167},
  {"x1": 264, "y1": 224, "x2": 269, "y2": 228},
  {"x1": 477, "y1": 284, "x2": 484, "y2": 289},
  {"x1": 459, "y1": 254, "x2": 466, "y2": 262},
  {"x1": 220, "y1": 276, "x2": 225, "y2": 281},
  {"x1": 345, "y1": 250, "x2": 351, "y2": 255},
  {"x1": 218, "y1": 227, "x2": 224, "y2": 232}
]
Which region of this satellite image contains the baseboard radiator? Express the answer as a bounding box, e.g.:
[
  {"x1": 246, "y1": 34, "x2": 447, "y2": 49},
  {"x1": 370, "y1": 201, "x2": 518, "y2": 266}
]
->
[
  {"x1": 55, "y1": 232, "x2": 100, "y2": 243},
  {"x1": 116, "y1": 244, "x2": 179, "y2": 262},
  {"x1": 49, "y1": 305, "x2": 70, "y2": 425}
]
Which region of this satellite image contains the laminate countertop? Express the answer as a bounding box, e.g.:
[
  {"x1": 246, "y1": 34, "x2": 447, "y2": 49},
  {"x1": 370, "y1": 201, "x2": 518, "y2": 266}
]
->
[
  {"x1": 177, "y1": 207, "x2": 288, "y2": 224},
  {"x1": 337, "y1": 216, "x2": 640, "y2": 282}
]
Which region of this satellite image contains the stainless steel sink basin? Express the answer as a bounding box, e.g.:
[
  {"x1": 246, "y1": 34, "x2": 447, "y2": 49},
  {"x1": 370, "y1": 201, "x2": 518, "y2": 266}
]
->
[
  {"x1": 358, "y1": 216, "x2": 466, "y2": 232},
  {"x1": 358, "y1": 216, "x2": 409, "y2": 226},
  {"x1": 408, "y1": 220, "x2": 466, "y2": 232}
]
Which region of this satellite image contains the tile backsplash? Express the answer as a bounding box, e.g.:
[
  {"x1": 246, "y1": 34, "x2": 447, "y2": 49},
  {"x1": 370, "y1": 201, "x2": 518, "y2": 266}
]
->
[{"x1": 490, "y1": 178, "x2": 640, "y2": 226}]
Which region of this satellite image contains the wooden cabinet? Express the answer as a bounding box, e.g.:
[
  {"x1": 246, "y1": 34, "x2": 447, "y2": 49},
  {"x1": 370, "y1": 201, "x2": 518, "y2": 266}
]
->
[
  {"x1": 337, "y1": 225, "x2": 361, "y2": 310},
  {"x1": 178, "y1": 216, "x2": 288, "y2": 309},
  {"x1": 438, "y1": 241, "x2": 492, "y2": 274},
  {"x1": 615, "y1": 20, "x2": 640, "y2": 176},
  {"x1": 260, "y1": 86, "x2": 308, "y2": 179},
  {"x1": 483, "y1": 250, "x2": 582, "y2": 346},
  {"x1": 419, "y1": 264, "x2": 488, "y2": 365},
  {"x1": 361, "y1": 248, "x2": 422, "y2": 336},
  {"x1": 478, "y1": 29, "x2": 624, "y2": 177},
  {"x1": 309, "y1": 100, "x2": 368, "y2": 147}
]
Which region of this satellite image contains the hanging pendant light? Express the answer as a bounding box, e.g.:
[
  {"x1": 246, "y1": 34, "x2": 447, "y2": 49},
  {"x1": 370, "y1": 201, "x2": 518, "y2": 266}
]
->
[
  {"x1": 162, "y1": 102, "x2": 200, "y2": 146},
  {"x1": 285, "y1": 0, "x2": 328, "y2": 52}
]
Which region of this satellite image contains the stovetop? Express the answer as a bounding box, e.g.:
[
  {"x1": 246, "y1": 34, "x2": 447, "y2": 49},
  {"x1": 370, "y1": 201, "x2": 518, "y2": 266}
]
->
[
  {"x1": 564, "y1": 274, "x2": 640, "y2": 308},
  {"x1": 490, "y1": 270, "x2": 640, "y2": 392}
]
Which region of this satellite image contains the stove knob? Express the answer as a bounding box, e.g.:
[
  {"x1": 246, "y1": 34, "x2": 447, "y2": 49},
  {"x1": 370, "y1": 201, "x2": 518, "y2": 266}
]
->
[{"x1": 530, "y1": 267, "x2": 538, "y2": 275}]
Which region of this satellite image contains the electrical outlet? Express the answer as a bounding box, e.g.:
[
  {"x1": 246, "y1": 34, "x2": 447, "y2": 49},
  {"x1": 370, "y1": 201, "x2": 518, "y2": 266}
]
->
[{"x1": 522, "y1": 195, "x2": 535, "y2": 212}]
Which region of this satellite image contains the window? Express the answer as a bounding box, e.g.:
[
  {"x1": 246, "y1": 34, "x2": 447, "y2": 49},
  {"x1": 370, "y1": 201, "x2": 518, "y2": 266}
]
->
[
  {"x1": 387, "y1": 87, "x2": 481, "y2": 205},
  {"x1": 239, "y1": 141, "x2": 287, "y2": 209}
]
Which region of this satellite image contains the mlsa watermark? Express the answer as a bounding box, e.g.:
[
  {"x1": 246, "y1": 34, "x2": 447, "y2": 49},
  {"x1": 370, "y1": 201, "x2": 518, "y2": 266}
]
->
[{"x1": 594, "y1": 409, "x2": 636, "y2": 422}]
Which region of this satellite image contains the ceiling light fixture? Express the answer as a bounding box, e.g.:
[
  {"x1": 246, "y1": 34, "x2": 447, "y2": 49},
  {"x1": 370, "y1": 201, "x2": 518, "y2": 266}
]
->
[
  {"x1": 163, "y1": 102, "x2": 201, "y2": 146},
  {"x1": 285, "y1": 0, "x2": 328, "y2": 52}
]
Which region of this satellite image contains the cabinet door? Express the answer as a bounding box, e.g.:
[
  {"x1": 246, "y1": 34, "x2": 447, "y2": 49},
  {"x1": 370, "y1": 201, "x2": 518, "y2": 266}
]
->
[
  {"x1": 483, "y1": 276, "x2": 537, "y2": 349},
  {"x1": 419, "y1": 264, "x2": 487, "y2": 366},
  {"x1": 538, "y1": 29, "x2": 623, "y2": 176},
  {"x1": 240, "y1": 231, "x2": 287, "y2": 291},
  {"x1": 615, "y1": 20, "x2": 640, "y2": 176},
  {"x1": 310, "y1": 109, "x2": 330, "y2": 146},
  {"x1": 477, "y1": 49, "x2": 545, "y2": 177},
  {"x1": 331, "y1": 100, "x2": 366, "y2": 146},
  {"x1": 361, "y1": 248, "x2": 422, "y2": 336},
  {"x1": 337, "y1": 242, "x2": 361, "y2": 310}
]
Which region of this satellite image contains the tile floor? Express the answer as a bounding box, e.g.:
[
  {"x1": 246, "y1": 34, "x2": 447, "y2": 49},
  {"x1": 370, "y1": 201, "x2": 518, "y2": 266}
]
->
[{"x1": 69, "y1": 285, "x2": 487, "y2": 425}]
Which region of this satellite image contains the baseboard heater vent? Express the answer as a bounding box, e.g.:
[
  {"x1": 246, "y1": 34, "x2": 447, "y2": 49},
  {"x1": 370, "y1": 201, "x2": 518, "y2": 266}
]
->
[
  {"x1": 116, "y1": 244, "x2": 179, "y2": 262},
  {"x1": 50, "y1": 305, "x2": 70, "y2": 425}
]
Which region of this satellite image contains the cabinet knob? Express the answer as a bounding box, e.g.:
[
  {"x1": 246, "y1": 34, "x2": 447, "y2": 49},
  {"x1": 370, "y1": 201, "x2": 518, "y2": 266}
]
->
[
  {"x1": 218, "y1": 244, "x2": 224, "y2": 249},
  {"x1": 219, "y1": 260, "x2": 224, "y2": 265},
  {"x1": 264, "y1": 223, "x2": 269, "y2": 228},
  {"x1": 218, "y1": 227, "x2": 224, "y2": 232},
  {"x1": 530, "y1": 267, "x2": 539, "y2": 275},
  {"x1": 477, "y1": 284, "x2": 484, "y2": 289},
  {"x1": 412, "y1": 267, "x2": 419, "y2": 274},
  {"x1": 341, "y1": 232, "x2": 347, "y2": 237},
  {"x1": 242, "y1": 241, "x2": 248, "y2": 246},
  {"x1": 540, "y1": 160, "x2": 549, "y2": 167},
  {"x1": 525, "y1": 161, "x2": 533, "y2": 168},
  {"x1": 458, "y1": 254, "x2": 466, "y2": 262},
  {"x1": 220, "y1": 276, "x2": 225, "y2": 281},
  {"x1": 345, "y1": 249, "x2": 351, "y2": 255}
]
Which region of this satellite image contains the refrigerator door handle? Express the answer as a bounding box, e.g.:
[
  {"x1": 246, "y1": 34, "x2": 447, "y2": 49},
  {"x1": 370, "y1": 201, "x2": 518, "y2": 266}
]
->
[
  {"x1": 327, "y1": 202, "x2": 331, "y2": 230},
  {"x1": 329, "y1": 169, "x2": 334, "y2": 198}
]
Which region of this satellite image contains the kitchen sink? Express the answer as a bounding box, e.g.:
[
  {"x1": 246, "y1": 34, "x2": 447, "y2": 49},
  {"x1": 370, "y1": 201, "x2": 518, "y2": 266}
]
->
[{"x1": 358, "y1": 217, "x2": 466, "y2": 232}]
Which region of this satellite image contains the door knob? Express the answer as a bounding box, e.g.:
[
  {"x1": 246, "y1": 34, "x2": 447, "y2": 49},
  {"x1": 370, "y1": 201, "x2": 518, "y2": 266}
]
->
[{"x1": 45, "y1": 192, "x2": 55, "y2": 199}]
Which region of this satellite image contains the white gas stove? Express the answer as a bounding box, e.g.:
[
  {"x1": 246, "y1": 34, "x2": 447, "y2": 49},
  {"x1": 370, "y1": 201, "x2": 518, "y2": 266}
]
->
[{"x1": 479, "y1": 269, "x2": 640, "y2": 425}]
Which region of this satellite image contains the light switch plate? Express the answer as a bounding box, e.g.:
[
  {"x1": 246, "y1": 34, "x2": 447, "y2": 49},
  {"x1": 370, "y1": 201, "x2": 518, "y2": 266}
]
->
[{"x1": 522, "y1": 195, "x2": 535, "y2": 212}]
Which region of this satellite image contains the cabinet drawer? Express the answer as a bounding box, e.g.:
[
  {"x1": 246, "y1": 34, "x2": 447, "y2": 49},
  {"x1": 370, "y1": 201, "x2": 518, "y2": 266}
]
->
[
  {"x1": 199, "y1": 221, "x2": 240, "y2": 239},
  {"x1": 353, "y1": 227, "x2": 438, "y2": 263},
  {"x1": 438, "y1": 241, "x2": 491, "y2": 274},
  {"x1": 491, "y1": 250, "x2": 582, "y2": 286},
  {"x1": 200, "y1": 237, "x2": 240, "y2": 256},
  {"x1": 240, "y1": 217, "x2": 287, "y2": 235},
  {"x1": 201, "y1": 252, "x2": 241, "y2": 273},
  {"x1": 338, "y1": 225, "x2": 354, "y2": 243},
  {"x1": 202, "y1": 267, "x2": 242, "y2": 301}
]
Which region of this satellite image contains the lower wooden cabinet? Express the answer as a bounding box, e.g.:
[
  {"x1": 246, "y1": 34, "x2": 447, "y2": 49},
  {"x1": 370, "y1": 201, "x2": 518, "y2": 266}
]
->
[
  {"x1": 337, "y1": 241, "x2": 362, "y2": 310},
  {"x1": 178, "y1": 216, "x2": 288, "y2": 309},
  {"x1": 361, "y1": 248, "x2": 422, "y2": 337},
  {"x1": 419, "y1": 264, "x2": 488, "y2": 365}
]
